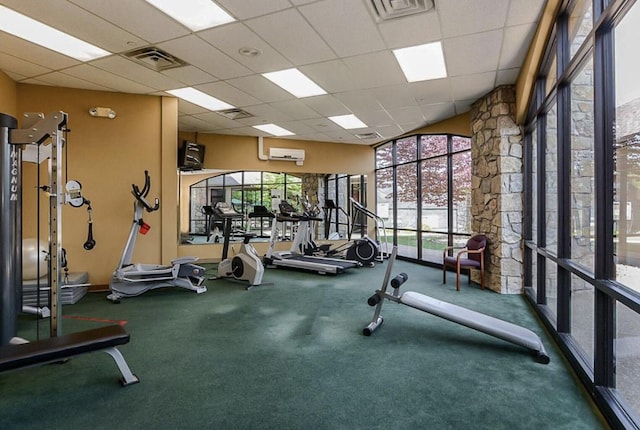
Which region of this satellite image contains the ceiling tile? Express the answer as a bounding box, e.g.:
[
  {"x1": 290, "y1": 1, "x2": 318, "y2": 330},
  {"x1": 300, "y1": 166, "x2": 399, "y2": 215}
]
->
[
  {"x1": 420, "y1": 103, "x2": 457, "y2": 122},
  {"x1": 506, "y1": 0, "x2": 546, "y2": 26},
  {"x1": 373, "y1": 84, "x2": 419, "y2": 110},
  {"x1": 443, "y1": 30, "x2": 504, "y2": 77},
  {"x1": 301, "y1": 60, "x2": 361, "y2": 93},
  {"x1": 195, "y1": 81, "x2": 263, "y2": 108},
  {"x1": 0, "y1": 52, "x2": 51, "y2": 79},
  {"x1": 454, "y1": 99, "x2": 475, "y2": 114},
  {"x1": 158, "y1": 36, "x2": 253, "y2": 80},
  {"x1": 176, "y1": 99, "x2": 209, "y2": 115},
  {"x1": 377, "y1": 9, "x2": 442, "y2": 49},
  {"x1": 334, "y1": 90, "x2": 382, "y2": 113},
  {"x1": 301, "y1": 95, "x2": 350, "y2": 117},
  {"x1": 31, "y1": 71, "x2": 115, "y2": 91},
  {"x1": 341, "y1": 51, "x2": 406, "y2": 89},
  {"x1": 269, "y1": 100, "x2": 322, "y2": 120},
  {"x1": 499, "y1": 24, "x2": 537, "y2": 69},
  {"x1": 496, "y1": 68, "x2": 520, "y2": 85},
  {"x1": 0, "y1": 0, "x2": 147, "y2": 54},
  {"x1": 198, "y1": 23, "x2": 292, "y2": 74},
  {"x1": 386, "y1": 106, "x2": 426, "y2": 125},
  {"x1": 62, "y1": 64, "x2": 157, "y2": 93},
  {"x1": 226, "y1": 75, "x2": 293, "y2": 104},
  {"x1": 450, "y1": 72, "x2": 496, "y2": 102},
  {"x1": 355, "y1": 110, "x2": 395, "y2": 127},
  {"x1": 0, "y1": 33, "x2": 79, "y2": 70},
  {"x1": 248, "y1": 9, "x2": 336, "y2": 65},
  {"x1": 438, "y1": 0, "x2": 510, "y2": 38},
  {"x1": 299, "y1": 0, "x2": 386, "y2": 57},
  {"x1": 162, "y1": 66, "x2": 218, "y2": 87},
  {"x1": 68, "y1": 0, "x2": 189, "y2": 44},
  {"x1": 216, "y1": 0, "x2": 292, "y2": 20},
  {"x1": 299, "y1": 117, "x2": 342, "y2": 132},
  {"x1": 411, "y1": 78, "x2": 453, "y2": 105}
]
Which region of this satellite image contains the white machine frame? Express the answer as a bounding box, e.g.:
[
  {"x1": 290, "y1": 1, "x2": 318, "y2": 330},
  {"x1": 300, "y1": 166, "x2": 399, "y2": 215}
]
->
[
  {"x1": 108, "y1": 171, "x2": 206, "y2": 302},
  {"x1": 213, "y1": 202, "x2": 265, "y2": 289}
]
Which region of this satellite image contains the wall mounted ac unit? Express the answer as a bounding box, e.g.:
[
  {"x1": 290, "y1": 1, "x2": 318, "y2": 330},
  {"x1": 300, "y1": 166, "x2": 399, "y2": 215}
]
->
[{"x1": 268, "y1": 147, "x2": 305, "y2": 165}]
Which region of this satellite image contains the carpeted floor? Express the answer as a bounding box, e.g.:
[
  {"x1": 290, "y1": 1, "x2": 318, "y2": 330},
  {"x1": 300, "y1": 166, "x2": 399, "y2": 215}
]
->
[{"x1": 0, "y1": 260, "x2": 607, "y2": 429}]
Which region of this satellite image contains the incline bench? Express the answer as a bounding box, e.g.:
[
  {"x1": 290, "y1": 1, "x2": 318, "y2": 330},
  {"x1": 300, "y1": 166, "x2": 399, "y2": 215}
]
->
[{"x1": 0, "y1": 325, "x2": 139, "y2": 386}]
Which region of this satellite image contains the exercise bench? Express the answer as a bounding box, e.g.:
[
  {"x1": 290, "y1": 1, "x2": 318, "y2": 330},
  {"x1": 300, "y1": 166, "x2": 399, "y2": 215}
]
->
[{"x1": 0, "y1": 324, "x2": 140, "y2": 386}]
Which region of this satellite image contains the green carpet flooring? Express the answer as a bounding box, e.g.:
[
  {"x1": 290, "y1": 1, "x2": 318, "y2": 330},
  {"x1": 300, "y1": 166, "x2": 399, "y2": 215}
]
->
[{"x1": 0, "y1": 260, "x2": 607, "y2": 429}]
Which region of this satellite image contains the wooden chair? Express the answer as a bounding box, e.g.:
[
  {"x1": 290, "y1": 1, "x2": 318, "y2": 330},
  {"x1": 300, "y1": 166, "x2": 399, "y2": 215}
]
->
[{"x1": 442, "y1": 235, "x2": 487, "y2": 291}]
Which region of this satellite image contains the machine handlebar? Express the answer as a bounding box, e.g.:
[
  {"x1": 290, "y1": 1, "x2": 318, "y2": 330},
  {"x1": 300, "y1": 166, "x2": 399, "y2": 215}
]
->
[{"x1": 132, "y1": 170, "x2": 160, "y2": 212}]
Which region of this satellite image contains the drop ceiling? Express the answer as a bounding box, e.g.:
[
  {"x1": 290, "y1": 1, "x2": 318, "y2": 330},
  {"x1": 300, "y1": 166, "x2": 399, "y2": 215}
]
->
[{"x1": 0, "y1": 0, "x2": 546, "y2": 145}]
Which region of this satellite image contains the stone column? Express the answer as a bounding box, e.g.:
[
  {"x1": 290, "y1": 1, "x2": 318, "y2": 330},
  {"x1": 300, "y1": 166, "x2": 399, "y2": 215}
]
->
[{"x1": 470, "y1": 86, "x2": 523, "y2": 294}]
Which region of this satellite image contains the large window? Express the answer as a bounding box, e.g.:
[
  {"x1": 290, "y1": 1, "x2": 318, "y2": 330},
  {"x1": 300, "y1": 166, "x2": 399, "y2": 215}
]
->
[
  {"x1": 375, "y1": 134, "x2": 471, "y2": 263},
  {"x1": 524, "y1": 1, "x2": 640, "y2": 427}
]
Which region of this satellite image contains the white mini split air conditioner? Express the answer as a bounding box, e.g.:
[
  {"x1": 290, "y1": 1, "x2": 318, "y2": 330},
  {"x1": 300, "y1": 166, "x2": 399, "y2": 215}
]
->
[{"x1": 268, "y1": 147, "x2": 305, "y2": 166}]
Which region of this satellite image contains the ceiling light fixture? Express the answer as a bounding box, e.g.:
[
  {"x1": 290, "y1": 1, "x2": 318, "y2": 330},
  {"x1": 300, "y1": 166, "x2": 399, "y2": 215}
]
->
[
  {"x1": 393, "y1": 41, "x2": 447, "y2": 82},
  {"x1": 167, "y1": 87, "x2": 234, "y2": 111},
  {"x1": 328, "y1": 114, "x2": 367, "y2": 129},
  {"x1": 253, "y1": 124, "x2": 295, "y2": 137},
  {"x1": 0, "y1": 5, "x2": 110, "y2": 61},
  {"x1": 144, "y1": 0, "x2": 235, "y2": 31},
  {"x1": 262, "y1": 68, "x2": 327, "y2": 98}
]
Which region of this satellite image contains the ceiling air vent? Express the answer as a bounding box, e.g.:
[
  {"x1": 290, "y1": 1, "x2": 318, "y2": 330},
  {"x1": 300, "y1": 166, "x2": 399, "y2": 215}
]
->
[
  {"x1": 217, "y1": 108, "x2": 254, "y2": 120},
  {"x1": 356, "y1": 132, "x2": 383, "y2": 140},
  {"x1": 368, "y1": 0, "x2": 435, "y2": 21},
  {"x1": 123, "y1": 47, "x2": 187, "y2": 71}
]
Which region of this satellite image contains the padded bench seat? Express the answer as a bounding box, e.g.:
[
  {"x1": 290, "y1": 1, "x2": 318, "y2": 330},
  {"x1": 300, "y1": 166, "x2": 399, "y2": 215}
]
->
[{"x1": 0, "y1": 325, "x2": 139, "y2": 386}]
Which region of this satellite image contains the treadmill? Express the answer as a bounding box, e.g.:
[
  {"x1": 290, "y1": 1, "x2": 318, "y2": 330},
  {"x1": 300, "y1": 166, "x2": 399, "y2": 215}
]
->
[{"x1": 263, "y1": 201, "x2": 360, "y2": 275}]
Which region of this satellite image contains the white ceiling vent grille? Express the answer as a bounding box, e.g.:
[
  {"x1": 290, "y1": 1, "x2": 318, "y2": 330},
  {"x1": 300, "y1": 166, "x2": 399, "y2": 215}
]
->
[
  {"x1": 217, "y1": 108, "x2": 254, "y2": 120},
  {"x1": 356, "y1": 132, "x2": 383, "y2": 140},
  {"x1": 368, "y1": 0, "x2": 435, "y2": 21},
  {"x1": 123, "y1": 47, "x2": 187, "y2": 71}
]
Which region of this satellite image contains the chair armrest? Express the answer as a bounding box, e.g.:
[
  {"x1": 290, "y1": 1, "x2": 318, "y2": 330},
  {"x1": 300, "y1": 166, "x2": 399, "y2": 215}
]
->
[
  {"x1": 443, "y1": 245, "x2": 465, "y2": 254},
  {"x1": 456, "y1": 247, "x2": 485, "y2": 261},
  {"x1": 465, "y1": 247, "x2": 485, "y2": 255}
]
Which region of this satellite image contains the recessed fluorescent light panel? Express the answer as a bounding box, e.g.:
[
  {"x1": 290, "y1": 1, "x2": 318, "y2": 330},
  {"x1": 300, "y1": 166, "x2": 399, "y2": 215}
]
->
[
  {"x1": 393, "y1": 41, "x2": 447, "y2": 82},
  {"x1": 253, "y1": 124, "x2": 295, "y2": 137},
  {"x1": 262, "y1": 68, "x2": 327, "y2": 98},
  {"x1": 0, "y1": 5, "x2": 110, "y2": 61},
  {"x1": 145, "y1": 0, "x2": 234, "y2": 31},
  {"x1": 167, "y1": 87, "x2": 234, "y2": 111},
  {"x1": 328, "y1": 114, "x2": 367, "y2": 129}
]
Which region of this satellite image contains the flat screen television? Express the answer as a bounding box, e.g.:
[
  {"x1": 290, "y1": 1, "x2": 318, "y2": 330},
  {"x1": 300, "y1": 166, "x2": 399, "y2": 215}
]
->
[{"x1": 178, "y1": 141, "x2": 205, "y2": 170}]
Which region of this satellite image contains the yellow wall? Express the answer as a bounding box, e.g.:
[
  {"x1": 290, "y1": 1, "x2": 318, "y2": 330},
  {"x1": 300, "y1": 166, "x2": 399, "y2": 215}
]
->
[
  {"x1": 0, "y1": 70, "x2": 17, "y2": 117},
  {"x1": 405, "y1": 112, "x2": 472, "y2": 137},
  {"x1": 16, "y1": 84, "x2": 172, "y2": 286}
]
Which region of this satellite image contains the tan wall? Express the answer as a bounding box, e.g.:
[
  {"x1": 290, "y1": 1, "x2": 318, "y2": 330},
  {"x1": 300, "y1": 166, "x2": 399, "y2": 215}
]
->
[
  {"x1": 16, "y1": 84, "x2": 172, "y2": 286},
  {"x1": 0, "y1": 71, "x2": 17, "y2": 117},
  {"x1": 408, "y1": 112, "x2": 471, "y2": 136}
]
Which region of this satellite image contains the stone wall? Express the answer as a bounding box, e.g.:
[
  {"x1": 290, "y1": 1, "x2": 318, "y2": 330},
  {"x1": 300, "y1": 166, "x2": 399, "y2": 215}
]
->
[{"x1": 470, "y1": 86, "x2": 524, "y2": 294}]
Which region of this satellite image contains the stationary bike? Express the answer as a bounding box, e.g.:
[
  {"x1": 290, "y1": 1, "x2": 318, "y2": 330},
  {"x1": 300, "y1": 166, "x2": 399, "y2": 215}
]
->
[
  {"x1": 213, "y1": 203, "x2": 268, "y2": 289},
  {"x1": 108, "y1": 171, "x2": 207, "y2": 302}
]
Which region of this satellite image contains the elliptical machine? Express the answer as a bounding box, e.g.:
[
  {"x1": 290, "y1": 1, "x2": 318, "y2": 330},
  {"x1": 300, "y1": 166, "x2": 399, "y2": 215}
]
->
[
  {"x1": 108, "y1": 171, "x2": 207, "y2": 302},
  {"x1": 213, "y1": 203, "x2": 267, "y2": 289},
  {"x1": 299, "y1": 198, "x2": 379, "y2": 267}
]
